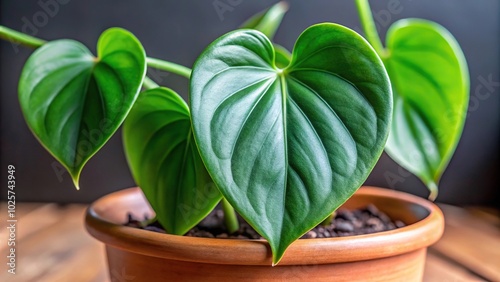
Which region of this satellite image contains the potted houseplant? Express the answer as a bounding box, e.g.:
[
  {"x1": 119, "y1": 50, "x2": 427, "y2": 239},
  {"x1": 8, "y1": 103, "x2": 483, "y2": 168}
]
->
[{"x1": 0, "y1": 0, "x2": 468, "y2": 280}]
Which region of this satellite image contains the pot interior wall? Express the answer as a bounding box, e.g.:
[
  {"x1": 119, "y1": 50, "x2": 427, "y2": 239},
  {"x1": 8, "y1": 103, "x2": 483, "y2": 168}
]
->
[
  {"x1": 94, "y1": 190, "x2": 155, "y2": 224},
  {"x1": 341, "y1": 193, "x2": 430, "y2": 225},
  {"x1": 95, "y1": 187, "x2": 430, "y2": 227}
]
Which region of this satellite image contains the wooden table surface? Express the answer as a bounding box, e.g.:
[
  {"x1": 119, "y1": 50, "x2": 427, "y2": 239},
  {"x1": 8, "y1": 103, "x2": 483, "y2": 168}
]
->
[{"x1": 0, "y1": 202, "x2": 498, "y2": 282}]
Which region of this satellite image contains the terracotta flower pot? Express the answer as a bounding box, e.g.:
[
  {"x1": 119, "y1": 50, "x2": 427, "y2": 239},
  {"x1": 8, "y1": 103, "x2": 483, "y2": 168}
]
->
[{"x1": 85, "y1": 186, "x2": 444, "y2": 281}]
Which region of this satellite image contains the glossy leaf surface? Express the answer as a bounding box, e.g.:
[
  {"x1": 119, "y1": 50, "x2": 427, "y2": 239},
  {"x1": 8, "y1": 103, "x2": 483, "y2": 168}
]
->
[
  {"x1": 190, "y1": 23, "x2": 392, "y2": 264},
  {"x1": 18, "y1": 28, "x2": 146, "y2": 188},
  {"x1": 383, "y1": 19, "x2": 469, "y2": 198},
  {"x1": 123, "y1": 88, "x2": 221, "y2": 235}
]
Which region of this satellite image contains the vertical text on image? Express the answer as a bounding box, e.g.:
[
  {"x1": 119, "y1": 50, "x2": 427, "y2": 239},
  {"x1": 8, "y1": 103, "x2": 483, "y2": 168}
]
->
[{"x1": 6, "y1": 165, "x2": 17, "y2": 275}]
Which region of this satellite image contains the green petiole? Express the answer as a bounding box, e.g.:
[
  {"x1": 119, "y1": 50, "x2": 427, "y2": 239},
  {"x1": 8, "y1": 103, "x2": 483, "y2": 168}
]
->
[
  {"x1": 354, "y1": 0, "x2": 387, "y2": 58},
  {"x1": 222, "y1": 198, "x2": 239, "y2": 234},
  {"x1": 0, "y1": 25, "x2": 192, "y2": 79}
]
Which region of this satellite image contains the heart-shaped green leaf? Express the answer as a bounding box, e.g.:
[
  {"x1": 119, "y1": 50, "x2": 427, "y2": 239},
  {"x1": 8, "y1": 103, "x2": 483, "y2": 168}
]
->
[
  {"x1": 240, "y1": 1, "x2": 289, "y2": 40},
  {"x1": 383, "y1": 19, "x2": 469, "y2": 199},
  {"x1": 123, "y1": 87, "x2": 221, "y2": 235},
  {"x1": 190, "y1": 23, "x2": 392, "y2": 264},
  {"x1": 18, "y1": 28, "x2": 146, "y2": 189}
]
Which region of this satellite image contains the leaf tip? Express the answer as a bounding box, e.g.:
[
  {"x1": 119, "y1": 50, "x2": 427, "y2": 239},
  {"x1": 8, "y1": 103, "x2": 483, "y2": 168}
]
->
[
  {"x1": 270, "y1": 243, "x2": 288, "y2": 266},
  {"x1": 72, "y1": 177, "x2": 81, "y2": 191},
  {"x1": 69, "y1": 170, "x2": 82, "y2": 191},
  {"x1": 271, "y1": 254, "x2": 284, "y2": 266},
  {"x1": 277, "y1": 1, "x2": 290, "y2": 12}
]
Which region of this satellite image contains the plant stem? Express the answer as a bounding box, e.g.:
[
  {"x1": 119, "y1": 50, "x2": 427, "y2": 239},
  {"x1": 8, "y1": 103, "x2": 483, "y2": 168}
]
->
[
  {"x1": 427, "y1": 181, "x2": 438, "y2": 201},
  {"x1": 146, "y1": 57, "x2": 191, "y2": 79},
  {"x1": 0, "y1": 25, "x2": 46, "y2": 48},
  {"x1": 0, "y1": 25, "x2": 192, "y2": 79},
  {"x1": 354, "y1": 0, "x2": 387, "y2": 58},
  {"x1": 142, "y1": 76, "x2": 159, "y2": 90},
  {"x1": 221, "y1": 198, "x2": 239, "y2": 234},
  {"x1": 320, "y1": 212, "x2": 335, "y2": 227}
]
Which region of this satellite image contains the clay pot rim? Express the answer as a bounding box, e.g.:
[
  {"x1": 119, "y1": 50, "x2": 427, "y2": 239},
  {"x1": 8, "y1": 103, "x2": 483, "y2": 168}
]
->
[{"x1": 85, "y1": 186, "x2": 444, "y2": 266}]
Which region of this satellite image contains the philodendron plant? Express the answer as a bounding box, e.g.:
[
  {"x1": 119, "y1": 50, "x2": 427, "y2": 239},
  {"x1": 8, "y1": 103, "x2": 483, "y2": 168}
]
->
[{"x1": 0, "y1": 0, "x2": 468, "y2": 264}]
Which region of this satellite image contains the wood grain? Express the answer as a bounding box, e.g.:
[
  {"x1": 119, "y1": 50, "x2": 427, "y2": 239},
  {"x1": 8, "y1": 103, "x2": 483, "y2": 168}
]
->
[
  {"x1": 0, "y1": 203, "x2": 107, "y2": 282},
  {"x1": 0, "y1": 201, "x2": 498, "y2": 281},
  {"x1": 424, "y1": 250, "x2": 485, "y2": 282},
  {"x1": 0, "y1": 202, "x2": 44, "y2": 229},
  {"x1": 431, "y1": 204, "x2": 500, "y2": 281}
]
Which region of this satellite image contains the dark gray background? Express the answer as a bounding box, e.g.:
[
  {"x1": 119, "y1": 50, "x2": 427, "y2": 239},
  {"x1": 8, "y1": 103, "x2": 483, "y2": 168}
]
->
[{"x1": 1, "y1": 0, "x2": 498, "y2": 206}]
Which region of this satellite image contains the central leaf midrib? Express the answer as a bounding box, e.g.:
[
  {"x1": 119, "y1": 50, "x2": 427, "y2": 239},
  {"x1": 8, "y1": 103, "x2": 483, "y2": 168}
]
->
[
  {"x1": 41, "y1": 66, "x2": 93, "y2": 140},
  {"x1": 72, "y1": 62, "x2": 98, "y2": 170},
  {"x1": 402, "y1": 104, "x2": 437, "y2": 181},
  {"x1": 277, "y1": 71, "x2": 288, "y2": 247},
  {"x1": 95, "y1": 61, "x2": 127, "y2": 124},
  {"x1": 72, "y1": 59, "x2": 129, "y2": 169}
]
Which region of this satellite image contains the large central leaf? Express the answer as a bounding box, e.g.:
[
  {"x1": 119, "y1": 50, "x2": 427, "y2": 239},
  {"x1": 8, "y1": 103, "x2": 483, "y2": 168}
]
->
[{"x1": 190, "y1": 23, "x2": 392, "y2": 264}]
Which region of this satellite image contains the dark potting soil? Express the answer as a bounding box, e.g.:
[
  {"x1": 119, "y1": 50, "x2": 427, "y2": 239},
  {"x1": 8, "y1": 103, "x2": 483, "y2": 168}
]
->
[{"x1": 125, "y1": 204, "x2": 406, "y2": 239}]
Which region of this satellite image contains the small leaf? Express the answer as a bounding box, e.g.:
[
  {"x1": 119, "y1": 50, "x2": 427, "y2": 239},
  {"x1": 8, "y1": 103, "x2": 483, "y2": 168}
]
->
[
  {"x1": 190, "y1": 23, "x2": 392, "y2": 264},
  {"x1": 123, "y1": 87, "x2": 221, "y2": 235},
  {"x1": 383, "y1": 19, "x2": 469, "y2": 199},
  {"x1": 18, "y1": 28, "x2": 146, "y2": 188},
  {"x1": 240, "y1": 1, "x2": 289, "y2": 40}
]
